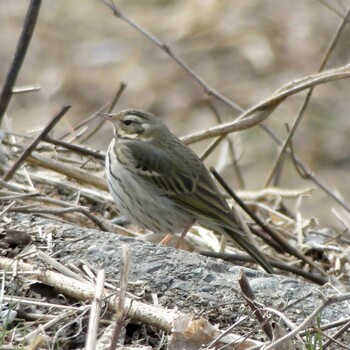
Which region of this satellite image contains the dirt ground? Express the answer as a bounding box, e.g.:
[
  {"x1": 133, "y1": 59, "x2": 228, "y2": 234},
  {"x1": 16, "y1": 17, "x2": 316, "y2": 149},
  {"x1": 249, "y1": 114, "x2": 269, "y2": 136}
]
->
[{"x1": 2, "y1": 213, "x2": 350, "y2": 349}]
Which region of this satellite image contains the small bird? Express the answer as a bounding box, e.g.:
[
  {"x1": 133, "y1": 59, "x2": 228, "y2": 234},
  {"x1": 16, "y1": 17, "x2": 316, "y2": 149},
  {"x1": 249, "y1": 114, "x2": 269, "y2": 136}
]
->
[{"x1": 104, "y1": 109, "x2": 273, "y2": 273}]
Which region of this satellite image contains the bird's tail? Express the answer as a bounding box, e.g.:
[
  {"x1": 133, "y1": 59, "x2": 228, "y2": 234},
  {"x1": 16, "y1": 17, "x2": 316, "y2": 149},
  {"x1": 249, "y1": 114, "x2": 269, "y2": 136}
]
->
[{"x1": 223, "y1": 227, "x2": 274, "y2": 273}]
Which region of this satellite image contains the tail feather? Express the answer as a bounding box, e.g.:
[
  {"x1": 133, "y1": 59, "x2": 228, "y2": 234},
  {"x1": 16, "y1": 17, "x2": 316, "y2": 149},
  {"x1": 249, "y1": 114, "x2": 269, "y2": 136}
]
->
[{"x1": 223, "y1": 227, "x2": 274, "y2": 273}]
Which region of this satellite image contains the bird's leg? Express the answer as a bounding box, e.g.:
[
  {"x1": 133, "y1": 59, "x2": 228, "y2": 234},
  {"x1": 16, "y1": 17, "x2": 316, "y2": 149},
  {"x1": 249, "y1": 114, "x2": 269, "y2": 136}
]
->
[
  {"x1": 175, "y1": 219, "x2": 196, "y2": 249},
  {"x1": 159, "y1": 219, "x2": 196, "y2": 248},
  {"x1": 159, "y1": 233, "x2": 173, "y2": 246}
]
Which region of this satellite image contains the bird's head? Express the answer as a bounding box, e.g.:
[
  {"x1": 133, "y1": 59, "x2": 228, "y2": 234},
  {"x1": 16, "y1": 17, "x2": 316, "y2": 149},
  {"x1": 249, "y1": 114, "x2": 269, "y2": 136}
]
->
[{"x1": 100, "y1": 109, "x2": 169, "y2": 142}]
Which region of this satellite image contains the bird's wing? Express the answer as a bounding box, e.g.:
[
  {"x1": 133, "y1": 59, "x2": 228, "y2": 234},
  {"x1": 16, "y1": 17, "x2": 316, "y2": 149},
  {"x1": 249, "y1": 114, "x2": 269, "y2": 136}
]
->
[
  {"x1": 119, "y1": 140, "x2": 235, "y2": 227},
  {"x1": 119, "y1": 139, "x2": 197, "y2": 194},
  {"x1": 119, "y1": 140, "x2": 274, "y2": 273}
]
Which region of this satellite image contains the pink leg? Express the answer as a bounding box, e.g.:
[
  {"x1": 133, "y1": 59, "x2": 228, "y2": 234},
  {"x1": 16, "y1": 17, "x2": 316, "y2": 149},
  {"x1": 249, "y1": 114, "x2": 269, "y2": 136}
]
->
[
  {"x1": 175, "y1": 219, "x2": 196, "y2": 249},
  {"x1": 159, "y1": 233, "x2": 173, "y2": 246}
]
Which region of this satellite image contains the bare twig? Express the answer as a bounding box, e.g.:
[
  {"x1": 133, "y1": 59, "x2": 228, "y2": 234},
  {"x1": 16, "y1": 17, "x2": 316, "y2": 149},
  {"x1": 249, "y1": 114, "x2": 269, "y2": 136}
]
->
[
  {"x1": 323, "y1": 319, "x2": 350, "y2": 348},
  {"x1": 26, "y1": 152, "x2": 108, "y2": 190},
  {"x1": 12, "y1": 85, "x2": 41, "y2": 94},
  {"x1": 265, "y1": 307, "x2": 306, "y2": 348},
  {"x1": 0, "y1": 0, "x2": 42, "y2": 125},
  {"x1": 0, "y1": 191, "x2": 39, "y2": 201},
  {"x1": 299, "y1": 317, "x2": 350, "y2": 336},
  {"x1": 263, "y1": 292, "x2": 350, "y2": 350},
  {"x1": 206, "y1": 99, "x2": 245, "y2": 189},
  {"x1": 206, "y1": 316, "x2": 249, "y2": 348},
  {"x1": 317, "y1": 0, "x2": 350, "y2": 19},
  {"x1": 79, "y1": 82, "x2": 127, "y2": 143},
  {"x1": 110, "y1": 244, "x2": 130, "y2": 350},
  {"x1": 0, "y1": 256, "x2": 181, "y2": 331},
  {"x1": 102, "y1": 1, "x2": 243, "y2": 113},
  {"x1": 57, "y1": 82, "x2": 126, "y2": 146},
  {"x1": 180, "y1": 65, "x2": 350, "y2": 144},
  {"x1": 2, "y1": 295, "x2": 79, "y2": 311},
  {"x1": 3, "y1": 105, "x2": 71, "y2": 181},
  {"x1": 9, "y1": 203, "x2": 109, "y2": 231},
  {"x1": 23, "y1": 309, "x2": 79, "y2": 343},
  {"x1": 260, "y1": 122, "x2": 350, "y2": 213},
  {"x1": 210, "y1": 167, "x2": 328, "y2": 276},
  {"x1": 101, "y1": 1, "x2": 350, "y2": 216},
  {"x1": 265, "y1": 7, "x2": 350, "y2": 186},
  {"x1": 44, "y1": 136, "x2": 105, "y2": 160},
  {"x1": 238, "y1": 269, "x2": 273, "y2": 340},
  {"x1": 283, "y1": 123, "x2": 310, "y2": 181},
  {"x1": 27, "y1": 172, "x2": 113, "y2": 205},
  {"x1": 199, "y1": 134, "x2": 226, "y2": 161},
  {"x1": 108, "y1": 82, "x2": 127, "y2": 113},
  {"x1": 319, "y1": 327, "x2": 350, "y2": 349},
  {"x1": 200, "y1": 251, "x2": 327, "y2": 285},
  {"x1": 0, "y1": 201, "x2": 17, "y2": 219},
  {"x1": 86, "y1": 269, "x2": 106, "y2": 350},
  {"x1": 37, "y1": 250, "x2": 89, "y2": 283}
]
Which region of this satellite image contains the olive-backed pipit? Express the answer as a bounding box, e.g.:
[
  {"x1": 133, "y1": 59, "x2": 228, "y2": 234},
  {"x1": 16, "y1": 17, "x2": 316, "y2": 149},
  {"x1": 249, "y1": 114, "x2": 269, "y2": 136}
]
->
[{"x1": 104, "y1": 109, "x2": 273, "y2": 273}]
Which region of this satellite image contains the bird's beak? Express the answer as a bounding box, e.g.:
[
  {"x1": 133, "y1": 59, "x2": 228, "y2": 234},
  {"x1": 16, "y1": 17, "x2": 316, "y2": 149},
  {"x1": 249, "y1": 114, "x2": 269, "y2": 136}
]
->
[
  {"x1": 97, "y1": 112, "x2": 119, "y2": 125},
  {"x1": 97, "y1": 112, "x2": 123, "y2": 136}
]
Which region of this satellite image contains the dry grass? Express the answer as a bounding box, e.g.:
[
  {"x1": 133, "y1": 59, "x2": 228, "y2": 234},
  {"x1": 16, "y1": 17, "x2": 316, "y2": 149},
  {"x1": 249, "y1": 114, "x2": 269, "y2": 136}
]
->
[{"x1": 2, "y1": 1, "x2": 350, "y2": 348}]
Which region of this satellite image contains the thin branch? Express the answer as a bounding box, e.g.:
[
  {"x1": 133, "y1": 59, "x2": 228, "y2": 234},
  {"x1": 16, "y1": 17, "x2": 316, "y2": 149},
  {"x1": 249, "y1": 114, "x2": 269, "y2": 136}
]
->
[
  {"x1": 200, "y1": 251, "x2": 327, "y2": 285},
  {"x1": 110, "y1": 245, "x2": 130, "y2": 350},
  {"x1": 37, "y1": 250, "x2": 89, "y2": 283},
  {"x1": 265, "y1": 7, "x2": 350, "y2": 186},
  {"x1": 0, "y1": 0, "x2": 42, "y2": 125},
  {"x1": 9, "y1": 204, "x2": 108, "y2": 231},
  {"x1": 181, "y1": 64, "x2": 350, "y2": 144},
  {"x1": 43, "y1": 136, "x2": 105, "y2": 160},
  {"x1": 0, "y1": 256, "x2": 181, "y2": 332},
  {"x1": 86, "y1": 269, "x2": 106, "y2": 350},
  {"x1": 323, "y1": 319, "x2": 350, "y2": 348},
  {"x1": 27, "y1": 172, "x2": 113, "y2": 205},
  {"x1": 206, "y1": 99, "x2": 245, "y2": 189},
  {"x1": 319, "y1": 327, "x2": 350, "y2": 349},
  {"x1": 101, "y1": 1, "x2": 350, "y2": 216},
  {"x1": 26, "y1": 152, "x2": 108, "y2": 190},
  {"x1": 210, "y1": 167, "x2": 328, "y2": 277},
  {"x1": 260, "y1": 122, "x2": 350, "y2": 213},
  {"x1": 79, "y1": 82, "x2": 127, "y2": 143},
  {"x1": 238, "y1": 269, "x2": 273, "y2": 340},
  {"x1": 200, "y1": 134, "x2": 226, "y2": 161},
  {"x1": 263, "y1": 292, "x2": 350, "y2": 350},
  {"x1": 101, "y1": 1, "x2": 242, "y2": 113},
  {"x1": 264, "y1": 307, "x2": 306, "y2": 349},
  {"x1": 12, "y1": 85, "x2": 41, "y2": 94},
  {"x1": 317, "y1": 0, "x2": 350, "y2": 19},
  {"x1": 3, "y1": 105, "x2": 71, "y2": 182}
]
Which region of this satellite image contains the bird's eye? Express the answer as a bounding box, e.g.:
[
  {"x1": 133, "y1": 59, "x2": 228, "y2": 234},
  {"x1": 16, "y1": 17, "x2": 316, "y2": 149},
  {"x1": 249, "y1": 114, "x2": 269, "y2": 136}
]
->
[{"x1": 123, "y1": 119, "x2": 133, "y2": 126}]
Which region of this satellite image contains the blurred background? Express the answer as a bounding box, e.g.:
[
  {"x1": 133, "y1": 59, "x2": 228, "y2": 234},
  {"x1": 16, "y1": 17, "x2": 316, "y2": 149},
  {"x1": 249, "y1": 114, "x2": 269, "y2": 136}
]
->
[{"x1": 1, "y1": 0, "x2": 350, "y2": 228}]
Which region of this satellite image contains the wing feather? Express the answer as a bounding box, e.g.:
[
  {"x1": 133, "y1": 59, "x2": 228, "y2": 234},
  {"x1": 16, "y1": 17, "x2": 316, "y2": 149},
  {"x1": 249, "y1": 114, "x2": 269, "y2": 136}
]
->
[
  {"x1": 117, "y1": 139, "x2": 236, "y2": 228},
  {"x1": 114, "y1": 138, "x2": 273, "y2": 273},
  {"x1": 117, "y1": 140, "x2": 196, "y2": 195}
]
